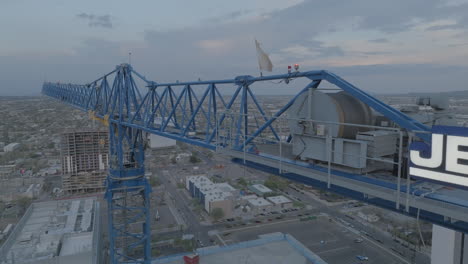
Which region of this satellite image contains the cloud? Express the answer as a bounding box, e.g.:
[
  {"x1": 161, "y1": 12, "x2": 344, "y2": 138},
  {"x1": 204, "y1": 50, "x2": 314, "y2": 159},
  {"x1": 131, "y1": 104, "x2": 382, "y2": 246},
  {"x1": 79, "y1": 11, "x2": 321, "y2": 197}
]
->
[
  {"x1": 369, "y1": 38, "x2": 389, "y2": 43},
  {"x1": 205, "y1": 10, "x2": 255, "y2": 24},
  {"x1": 361, "y1": 51, "x2": 393, "y2": 55},
  {"x1": 426, "y1": 23, "x2": 462, "y2": 31},
  {"x1": 4, "y1": 0, "x2": 468, "y2": 96},
  {"x1": 77, "y1": 13, "x2": 113, "y2": 28}
]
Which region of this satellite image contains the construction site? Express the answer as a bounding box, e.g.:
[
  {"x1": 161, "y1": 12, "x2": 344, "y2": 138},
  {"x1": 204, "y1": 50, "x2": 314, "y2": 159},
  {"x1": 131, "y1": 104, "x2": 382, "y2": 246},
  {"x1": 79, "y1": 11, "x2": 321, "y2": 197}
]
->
[{"x1": 60, "y1": 131, "x2": 109, "y2": 193}]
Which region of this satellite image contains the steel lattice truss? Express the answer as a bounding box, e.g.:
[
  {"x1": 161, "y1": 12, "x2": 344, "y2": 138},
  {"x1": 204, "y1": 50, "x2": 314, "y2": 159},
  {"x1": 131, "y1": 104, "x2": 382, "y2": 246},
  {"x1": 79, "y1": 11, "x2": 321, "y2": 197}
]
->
[
  {"x1": 42, "y1": 64, "x2": 430, "y2": 150},
  {"x1": 42, "y1": 64, "x2": 468, "y2": 263}
]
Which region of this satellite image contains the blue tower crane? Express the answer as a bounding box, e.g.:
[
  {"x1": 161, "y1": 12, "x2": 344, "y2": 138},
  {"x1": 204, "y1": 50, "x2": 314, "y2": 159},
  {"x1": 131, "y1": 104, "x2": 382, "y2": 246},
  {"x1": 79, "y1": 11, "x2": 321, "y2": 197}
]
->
[{"x1": 42, "y1": 63, "x2": 468, "y2": 263}]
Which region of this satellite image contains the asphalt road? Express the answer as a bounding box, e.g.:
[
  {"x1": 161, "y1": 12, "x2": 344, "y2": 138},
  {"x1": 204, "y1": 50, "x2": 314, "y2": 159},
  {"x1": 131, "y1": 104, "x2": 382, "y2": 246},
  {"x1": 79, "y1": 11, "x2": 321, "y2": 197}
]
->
[
  {"x1": 283, "y1": 185, "x2": 430, "y2": 264},
  {"x1": 157, "y1": 168, "x2": 213, "y2": 246}
]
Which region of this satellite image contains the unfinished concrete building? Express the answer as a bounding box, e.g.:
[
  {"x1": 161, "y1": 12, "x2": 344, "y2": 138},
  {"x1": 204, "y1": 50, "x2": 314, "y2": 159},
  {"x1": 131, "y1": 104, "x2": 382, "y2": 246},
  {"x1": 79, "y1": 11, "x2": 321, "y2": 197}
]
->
[{"x1": 60, "y1": 131, "x2": 109, "y2": 193}]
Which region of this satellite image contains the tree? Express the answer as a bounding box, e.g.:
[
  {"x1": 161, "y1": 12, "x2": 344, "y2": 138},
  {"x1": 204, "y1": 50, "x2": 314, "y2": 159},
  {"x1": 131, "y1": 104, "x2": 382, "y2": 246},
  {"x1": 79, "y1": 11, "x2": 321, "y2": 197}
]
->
[
  {"x1": 189, "y1": 151, "x2": 201, "y2": 163},
  {"x1": 210, "y1": 207, "x2": 225, "y2": 221},
  {"x1": 189, "y1": 152, "x2": 201, "y2": 163},
  {"x1": 17, "y1": 196, "x2": 32, "y2": 214},
  {"x1": 149, "y1": 176, "x2": 161, "y2": 187},
  {"x1": 264, "y1": 175, "x2": 288, "y2": 191},
  {"x1": 238, "y1": 177, "x2": 247, "y2": 187}
]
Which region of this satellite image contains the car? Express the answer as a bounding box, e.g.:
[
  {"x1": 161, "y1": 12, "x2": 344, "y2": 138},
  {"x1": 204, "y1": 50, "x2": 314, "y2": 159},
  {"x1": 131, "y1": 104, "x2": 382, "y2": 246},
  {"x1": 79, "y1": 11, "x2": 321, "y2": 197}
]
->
[
  {"x1": 197, "y1": 239, "x2": 205, "y2": 247},
  {"x1": 354, "y1": 238, "x2": 363, "y2": 243},
  {"x1": 356, "y1": 255, "x2": 369, "y2": 261},
  {"x1": 268, "y1": 218, "x2": 272, "y2": 221},
  {"x1": 255, "y1": 220, "x2": 262, "y2": 223}
]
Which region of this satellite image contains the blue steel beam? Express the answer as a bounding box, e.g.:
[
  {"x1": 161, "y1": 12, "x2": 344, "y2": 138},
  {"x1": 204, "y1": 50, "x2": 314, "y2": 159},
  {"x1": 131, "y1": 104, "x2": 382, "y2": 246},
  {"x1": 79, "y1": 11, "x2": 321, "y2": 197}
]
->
[{"x1": 43, "y1": 64, "x2": 454, "y2": 263}]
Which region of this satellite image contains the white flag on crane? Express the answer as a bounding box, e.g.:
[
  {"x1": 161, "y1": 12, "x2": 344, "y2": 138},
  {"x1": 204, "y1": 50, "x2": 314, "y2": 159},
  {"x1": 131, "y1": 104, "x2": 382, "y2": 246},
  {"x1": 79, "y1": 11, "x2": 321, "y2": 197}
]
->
[{"x1": 255, "y1": 39, "x2": 273, "y2": 72}]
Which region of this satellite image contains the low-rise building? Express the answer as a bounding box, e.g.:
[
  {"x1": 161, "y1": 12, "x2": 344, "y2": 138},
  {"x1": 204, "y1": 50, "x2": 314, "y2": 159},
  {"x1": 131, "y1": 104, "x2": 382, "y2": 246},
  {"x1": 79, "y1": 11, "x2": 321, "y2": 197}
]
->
[
  {"x1": 246, "y1": 197, "x2": 272, "y2": 214},
  {"x1": 249, "y1": 184, "x2": 273, "y2": 196},
  {"x1": 204, "y1": 191, "x2": 234, "y2": 218},
  {"x1": 3, "y1": 143, "x2": 20, "y2": 152},
  {"x1": 0, "y1": 198, "x2": 101, "y2": 264},
  {"x1": 186, "y1": 175, "x2": 236, "y2": 218},
  {"x1": 266, "y1": 195, "x2": 293, "y2": 210}
]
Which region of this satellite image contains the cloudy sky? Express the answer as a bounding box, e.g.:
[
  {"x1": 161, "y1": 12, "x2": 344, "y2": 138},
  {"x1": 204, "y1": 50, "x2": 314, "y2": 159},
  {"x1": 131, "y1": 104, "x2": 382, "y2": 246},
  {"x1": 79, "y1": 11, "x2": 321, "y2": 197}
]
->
[{"x1": 1, "y1": 0, "x2": 468, "y2": 96}]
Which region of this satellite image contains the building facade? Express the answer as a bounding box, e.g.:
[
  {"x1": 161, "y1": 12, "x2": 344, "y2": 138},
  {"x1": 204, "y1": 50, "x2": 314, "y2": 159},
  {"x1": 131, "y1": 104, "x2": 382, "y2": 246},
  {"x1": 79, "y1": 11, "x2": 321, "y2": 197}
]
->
[
  {"x1": 186, "y1": 175, "x2": 235, "y2": 218},
  {"x1": 60, "y1": 131, "x2": 109, "y2": 193}
]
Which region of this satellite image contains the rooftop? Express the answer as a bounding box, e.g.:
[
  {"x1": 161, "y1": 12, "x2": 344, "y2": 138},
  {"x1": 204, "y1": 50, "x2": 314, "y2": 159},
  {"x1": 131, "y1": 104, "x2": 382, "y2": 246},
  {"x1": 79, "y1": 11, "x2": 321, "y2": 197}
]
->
[
  {"x1": 266, "y1": 195, "x2": 292, "y2": 205},
  {"x1": 0, "y1": 198, "x2": 100, "y2": 264},
  {"x1": 204, "y1": 191, "x2": 233, "y2": 202},
  {"x1": 250, "y1": 184, "x2": 273, "y2": 194},
  {"x1": 247, "y1": 197, "x2": 272, "y2": 207},
  {"x1": 153, "y1": 233, "x2": 327, "y2": 264}
]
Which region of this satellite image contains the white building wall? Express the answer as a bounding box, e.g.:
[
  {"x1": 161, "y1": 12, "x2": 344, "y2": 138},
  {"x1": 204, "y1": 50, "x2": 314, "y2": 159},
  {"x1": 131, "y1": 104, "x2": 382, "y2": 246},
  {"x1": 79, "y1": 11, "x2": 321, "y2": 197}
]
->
[
  {"x1": 98, "y1": 154, "x2": 105, "y2": 170},
  {"x1": 431, "y1": 225, "x2": 468, "y2": 264},
  {"x1": 3, "y1": 143, "x2": 20, "y2": 152}
]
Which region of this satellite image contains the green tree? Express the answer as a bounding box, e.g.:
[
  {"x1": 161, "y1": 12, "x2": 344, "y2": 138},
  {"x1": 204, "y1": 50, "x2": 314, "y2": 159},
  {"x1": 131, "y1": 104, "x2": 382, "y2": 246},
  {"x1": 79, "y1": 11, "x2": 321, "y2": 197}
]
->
[
  {"x1": 189, "y1": 152, "x2": 201, "y2": 163},
  {"x1": 210, "y1": 207, "x2": 225, "y2": 221},
  {"x1": 238, "y1": 177, "x2": 248, "y2": 187},
  {"x1": 264, "y1": 175, "x2": 288, "y2": 191},
  {"x1": 17, "y1": 196, "x2": 32, "y2": 214},
  {"x1": 149, "y1": 176, "x2": 161, "y2": 187}
]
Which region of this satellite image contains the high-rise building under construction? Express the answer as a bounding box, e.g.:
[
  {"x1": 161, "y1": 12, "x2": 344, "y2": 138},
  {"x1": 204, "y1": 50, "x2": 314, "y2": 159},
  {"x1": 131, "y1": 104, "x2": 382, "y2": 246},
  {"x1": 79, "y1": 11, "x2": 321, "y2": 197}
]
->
[{"x1": 60, "y1": 130, "x2": 109, "y2": 193}]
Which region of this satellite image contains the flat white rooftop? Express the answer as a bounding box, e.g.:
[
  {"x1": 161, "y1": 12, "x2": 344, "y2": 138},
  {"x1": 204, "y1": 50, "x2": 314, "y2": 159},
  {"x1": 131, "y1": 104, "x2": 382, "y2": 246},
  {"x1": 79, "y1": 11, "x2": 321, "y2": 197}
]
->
[
  {"x1": 250, "y1": 184, "x2": 273, "y2": 194},
  {"x1": 247, "y1": 197, "x2": 272, "y2": 207},
  {"x1": 267, "y1": 195, "x2": 292, "y2": 205}
]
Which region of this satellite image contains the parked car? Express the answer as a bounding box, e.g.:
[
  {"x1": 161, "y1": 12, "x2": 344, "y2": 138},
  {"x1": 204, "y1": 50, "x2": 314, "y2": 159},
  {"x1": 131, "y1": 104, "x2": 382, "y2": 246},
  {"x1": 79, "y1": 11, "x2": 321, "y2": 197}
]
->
[{"x1": 354, "y1": 238, "x2": 363, "y2": 243}]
